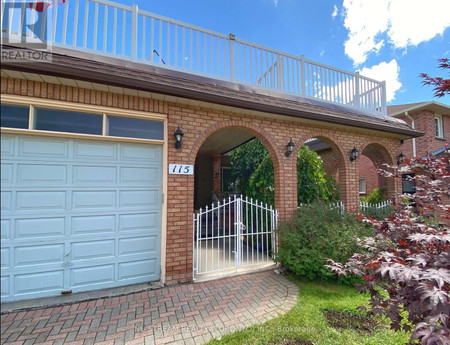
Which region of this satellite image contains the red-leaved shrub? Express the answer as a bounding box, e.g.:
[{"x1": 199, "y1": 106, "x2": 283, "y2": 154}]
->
[{"x1": 327, "y1": 147, "x2": 450, "y2": 345}]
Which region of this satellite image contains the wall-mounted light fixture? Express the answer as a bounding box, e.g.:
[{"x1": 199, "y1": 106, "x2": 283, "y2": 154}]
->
[
  {"x1": 397, "y1": 152, "x2": 406, "y2": 165},
  {"x1": 174, "y1": 126, "x2": 184, "y2": 149},
  {"x1": 285, "y1": 139, "x2": 295, "y2": 157},
  {"x1": 349, "y1": 147, "x2": 359, "y2": 162}
]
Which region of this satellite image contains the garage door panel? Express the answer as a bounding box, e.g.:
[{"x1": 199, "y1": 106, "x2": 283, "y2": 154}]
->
[
  {"x1": 119, "y1": 213, "x2": 159, "y2": 232},
  {"x1": 1, "y1": 192, "x2": 12, "y2": 211},
  {"x1": 120, "y1": 167, "x2": 160, "y2": 186},
  {"x1": 118, "y1": 236, "x2": 159, "y2": 256},
  {"x1": 16, "y1": 218, "x2": 65, "y2": 239},
  {"x1": 71, "y1": 240, "x2": 115, "y2": 261},
  {"x1": 14, "y1": 270, "x2": 64, "y2": 296},
  {"x1": 1, "y1": 163, "x2": 13, "y2": 184},
  {"x1": 118, "y1": 259, "x2": 157, "y2": 281},
  {"x1": 1, "y1": 276, "x2": 10, "y2": 298},
  {"x1": 74, "y1": 141, "x2": 117, "y2": 160},
  {"x1": 71, "y1": 215, "x2": 115, "y2": 235},
  {"x1": 1, "y1": 248, "x2": 10, "y2": 268},
  {"x1": 17, "y1": 164, "x2": 67, "y2": 184},
  {"x1": 19, "y1": 137, "x2": 69, "y2": 157},
  {"x1": 16, "y1": 191, "x2": 66, "y2": 211},
  {"x1": 119, "y1": 190, "x2": 159, "y2": 208},
  {"x1": 120, "y1": 145, "x2": 161, "y2": 162},
  {"x1": 72, "y1": 191, "x2": 116, "y2": 209},
  {"x1": 70, "y1": 264, "x2": 115, "y2": 288},
  {"x1": 1, "y1": 135, "x2": 14, "y2": 155},
  {"x1": 72, "y1": 166, "x2": 117, "y2": 185},
  {"x1": 14, "y1": 244, "x2": 64, "y2": 267},
  {"x1": 1, "y1": 220, "x2": 10, "y2": 239},
  {"x1": 1, "y1": 135, "x2": 162, "y2": 302}
]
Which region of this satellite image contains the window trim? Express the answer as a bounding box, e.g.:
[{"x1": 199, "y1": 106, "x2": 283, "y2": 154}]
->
[
  {"x1": 1, "y1": 95, "x2": 166, "y2": 144},
  {"x1": 435, "y1": 114, "x2": 443, "y2": 139},
  {"x1": 359, "y1": 178, "x2": 366, "y2": 195}
]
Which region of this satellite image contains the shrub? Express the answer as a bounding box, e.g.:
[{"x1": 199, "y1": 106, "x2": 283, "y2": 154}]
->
[
  {"x1": 360, "y1": 204, "x2": 394, "y2": 220},
  {"x1": 328, "y1": 148, "x2": 450, "y2": 345},
  {"x1": 276, "y1": 201, "x2": 373, "y2": 285},
  {"x1": 360, "y1": 188, "x2": 387, "y2": 204}
]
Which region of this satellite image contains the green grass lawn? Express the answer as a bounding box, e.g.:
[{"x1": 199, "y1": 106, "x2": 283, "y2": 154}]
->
[{"x1": 206, "y1": 277, "x2": 411, "y2": 345}]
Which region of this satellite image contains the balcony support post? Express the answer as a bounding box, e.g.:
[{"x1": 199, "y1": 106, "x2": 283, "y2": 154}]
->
[
  {"x1": 229, "y1": 34, "x2": 235, "y2": 81},
  {"x1": 300, "y1": 55, "x2": 306, "y2": 96},
  {"x1": 131, "y1": 3, "x2": 138, "y2": 61},
  {"x1": 381, "y1": 80, "x2": 387, "y2": 114},
  {"x1": 354, "y1": 71, "x2": 360, "y2": 108}
]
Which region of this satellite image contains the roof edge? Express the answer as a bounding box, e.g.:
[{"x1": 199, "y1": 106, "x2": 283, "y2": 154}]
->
[{"x1": 1, "y1": 46, "x2": 423, "y2": 139}]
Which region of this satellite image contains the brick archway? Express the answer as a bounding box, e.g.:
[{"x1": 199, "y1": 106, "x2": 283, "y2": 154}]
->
[
  {"x1": 296, "y1": 134, "x2": 351, "y2": 208},
  {"x1": 359, "y1": 142, "x2": 397, "y2": 200},
  {"x1": 189, "y1": 120, "x2": 289, "y2": 217}
]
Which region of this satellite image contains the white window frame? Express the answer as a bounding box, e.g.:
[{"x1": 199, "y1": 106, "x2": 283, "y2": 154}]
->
[
  {"x1": 1, "y1": 95, "x2": 166, "y2": 144},
  {"x1": 435, "y1": 114, "x2": 443, "y2": 139},
  {"x1": 359, "y1": 178, "x2": 366, "y2": 194}
]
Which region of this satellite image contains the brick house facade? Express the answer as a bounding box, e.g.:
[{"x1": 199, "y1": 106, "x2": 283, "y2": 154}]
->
[
  {"x1": 357, "y1": 101, "x2": 449, "y2": 197},
  {"x1": 1, "y1": 42, "x2": 420, "y2": 301}
]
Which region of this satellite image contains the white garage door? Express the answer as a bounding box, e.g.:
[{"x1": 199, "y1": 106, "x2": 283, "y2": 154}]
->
[{"x1": 1, "y1": 134, "x2": 163, "y2": 302}]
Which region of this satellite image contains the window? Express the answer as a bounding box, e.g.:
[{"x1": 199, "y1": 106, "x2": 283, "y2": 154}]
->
[
  {"x1": 35, "y1": 108, "x2": 103, "y2": 135},
  {"x1": 0, "y1": 103, "x2": 164, "y2": 141},
  {"x1": 107, "y1": 116, "x2": 164, "y2": 140},
  {"x1": 402, "y1": 174, "x2": 416, "y2": 194},
  {"x1": 1, "y1": 104, "x2": 29, "y2": 129},
  {"x1": 435, "y1": 115, "x2": 443, "y2": 138},
  {"x1": 359, "y1": 178, "x2": 366, "y2": 194}
]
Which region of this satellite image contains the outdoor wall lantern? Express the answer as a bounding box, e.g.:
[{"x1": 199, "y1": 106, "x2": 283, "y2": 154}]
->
[
  {"x1": 285, "y1": 139, "x2": 295, "y2": 157},
  {"x1": 349, "y1": 147, "x2": 359, "y2": 162},
  {"x1": 397, "y1": 152, "x2": 406, "y2": 165},
  {"x1": 174, "y1": 126, "x2": 184, "y2": 149}
]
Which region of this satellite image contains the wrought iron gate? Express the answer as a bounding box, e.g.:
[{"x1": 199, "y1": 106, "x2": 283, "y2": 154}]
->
[{"x1": 193, "y1": 195, "x2": 278, "y2": 280}]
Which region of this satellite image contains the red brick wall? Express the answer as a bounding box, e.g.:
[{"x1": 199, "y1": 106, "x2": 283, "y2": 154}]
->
[
  {"x1": 358, "y1": 155, "x2": 378, "y2": 195},
  {"x1": 1, "y1": 77, "x2": 404, "y2": 285},
  {"x1": 397, "y1": 111, "x2": 449, "y2": 159}
]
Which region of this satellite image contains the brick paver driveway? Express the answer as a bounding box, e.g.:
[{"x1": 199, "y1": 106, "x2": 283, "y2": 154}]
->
[{"x1": 1, "y1": 271, "x2": 299, "y2": 345}]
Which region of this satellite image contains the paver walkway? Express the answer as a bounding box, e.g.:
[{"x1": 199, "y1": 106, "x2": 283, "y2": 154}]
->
[{"x1": 1, "y1": 271, "x2": 299, "y2": 345}]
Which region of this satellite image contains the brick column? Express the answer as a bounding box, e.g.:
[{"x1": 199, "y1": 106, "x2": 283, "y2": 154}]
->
[{"x1": 274, "y1": 154, "x2": 298, "y2": 221}]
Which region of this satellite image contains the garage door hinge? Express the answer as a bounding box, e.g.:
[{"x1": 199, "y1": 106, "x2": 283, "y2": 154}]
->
[{"x1": 61, "y1": 290, "x2": 72, "y2": 295}]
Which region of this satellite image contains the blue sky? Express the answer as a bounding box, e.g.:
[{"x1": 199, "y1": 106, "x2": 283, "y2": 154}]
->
[{"x1": 116, "y1": 0, "x2": 450, "y2": 106}]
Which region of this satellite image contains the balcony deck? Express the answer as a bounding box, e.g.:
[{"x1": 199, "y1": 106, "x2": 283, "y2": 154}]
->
[{"x1": 2, "y1": 0, "x2": 387, "y2": 117}]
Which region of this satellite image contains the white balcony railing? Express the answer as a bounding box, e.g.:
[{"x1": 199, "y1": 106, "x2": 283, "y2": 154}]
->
[{"x1": 1, "y1": 0, "x2": 387, "y2": 115}]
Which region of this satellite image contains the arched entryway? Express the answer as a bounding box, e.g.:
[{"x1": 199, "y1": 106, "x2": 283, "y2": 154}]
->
[
  {"x1": 300, "y1": 135, "x2": 349, "y2": 207},
  {"x1": 190, "y1": 122, "x2": 284, "y2": 280},
  {"x1": 359, "y1": 143, "x2": 396, "y2": 200}
]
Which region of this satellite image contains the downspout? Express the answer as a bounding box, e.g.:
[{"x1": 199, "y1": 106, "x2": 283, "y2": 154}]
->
[{"x1": 404, "y1": 111, "x2": 416, "y2": 157}]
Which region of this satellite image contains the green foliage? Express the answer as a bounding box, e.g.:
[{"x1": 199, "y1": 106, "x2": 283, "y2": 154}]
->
[
  {"x1": 247, "y1": 154, "x2": 274, "y2": 204},
  {"x1": 359, "y1": 188, "x2": 386, "y2": 204},
  {"x1": 230, "y1": 139, "x2": 268, "y2": 195},
  {"x1": 297, "y1": 146, "x2": 339, "y2": 204},
  {"x1": 360, "y1": 205, "x2": 394, "y2": 220},
  {"x1": 276, "y1": 201, "x2": 373, "y2": 284},
  {"x1": 230, "y1": 140, "x2": 339, "y2": 204}
]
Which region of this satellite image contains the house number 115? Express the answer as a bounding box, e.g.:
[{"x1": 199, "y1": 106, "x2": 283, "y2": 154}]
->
[{"x1": 169, "y1": 164, "x2": 194, "y2": 175}]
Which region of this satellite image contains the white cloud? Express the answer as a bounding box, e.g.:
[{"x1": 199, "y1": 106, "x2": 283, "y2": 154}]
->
[
  {"x1": 343, "y1": 0, "x2": 450, "y2": 65},
  {"x1": 272, "y1": 0, "x2": 279, "y2": 7},
  {"x1": 331, "y1": 5, "x2": 338, "y2": 18},
  {"x1": 359, "y1": 59, "x2": 402, "y2": 102}
]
